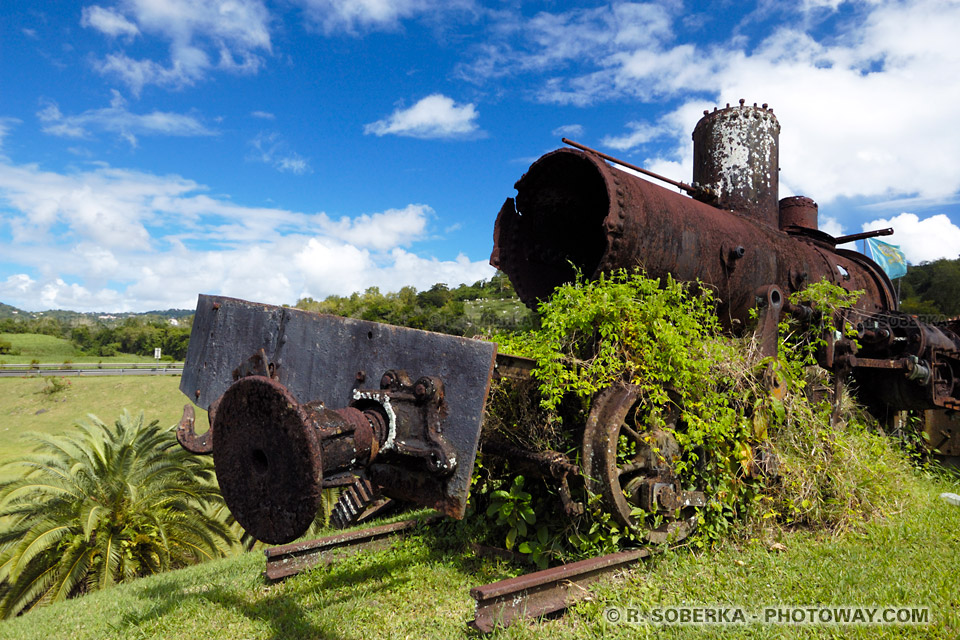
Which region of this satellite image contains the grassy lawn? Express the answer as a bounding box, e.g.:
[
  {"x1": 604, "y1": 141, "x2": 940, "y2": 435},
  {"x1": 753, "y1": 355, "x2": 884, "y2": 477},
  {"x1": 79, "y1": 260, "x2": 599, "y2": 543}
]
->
[
  {"x1": 0, "y1": 471, "x2": 955, "y2": 640},
  {"x1": 0, "y1": 333, "x2": 158, "y2": 365},
  {"x1": 0, "y1": 376, "x2": 206, "y2": 464}
]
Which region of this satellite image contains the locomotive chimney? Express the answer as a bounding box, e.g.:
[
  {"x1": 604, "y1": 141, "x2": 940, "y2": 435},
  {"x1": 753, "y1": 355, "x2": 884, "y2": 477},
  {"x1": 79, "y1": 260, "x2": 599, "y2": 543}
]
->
[{"x1": 692, "y1": 99, "x2": 780, "y2": 227}]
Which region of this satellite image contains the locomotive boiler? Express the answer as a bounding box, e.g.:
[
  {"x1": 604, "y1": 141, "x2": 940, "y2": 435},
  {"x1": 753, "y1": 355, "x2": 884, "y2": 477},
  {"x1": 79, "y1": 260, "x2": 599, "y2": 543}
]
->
[{"x1": 176, "y1": 99, "x2": 960, "y2": 550}]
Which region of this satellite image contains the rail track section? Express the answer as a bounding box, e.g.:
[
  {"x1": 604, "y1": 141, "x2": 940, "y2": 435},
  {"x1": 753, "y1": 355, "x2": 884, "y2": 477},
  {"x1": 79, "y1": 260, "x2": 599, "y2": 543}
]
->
[{"x1": 263, "y1": 514, "x2": 659, "y2": 632}]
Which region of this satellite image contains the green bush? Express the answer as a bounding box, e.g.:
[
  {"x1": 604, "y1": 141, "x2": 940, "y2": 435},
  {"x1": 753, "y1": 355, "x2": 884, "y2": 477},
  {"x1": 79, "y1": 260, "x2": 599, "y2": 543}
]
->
[
  {"x1": 38, "y1": 376, "x2": 70, "y2": 396},
  {"x1": 0, "y1": 411, "x2": 233, "y2": 617},
  {"x1": 479, "y1": 270, "x2": 914, "y2": 562}
]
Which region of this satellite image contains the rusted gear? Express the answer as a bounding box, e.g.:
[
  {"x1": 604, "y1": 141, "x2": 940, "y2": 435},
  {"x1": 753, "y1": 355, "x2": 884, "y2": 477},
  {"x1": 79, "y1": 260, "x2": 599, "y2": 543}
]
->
[
  {"x1": 329, "y1": 478, "x2": 395, "y2": 529},
  {"x1": 582, "y1": 384, "x2": 705, "y2": 544}
]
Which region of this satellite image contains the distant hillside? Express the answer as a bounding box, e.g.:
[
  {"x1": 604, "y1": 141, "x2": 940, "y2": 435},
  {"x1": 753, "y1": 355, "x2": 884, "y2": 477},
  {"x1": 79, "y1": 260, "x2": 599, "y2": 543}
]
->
[
  {"x1": 0, "y1": 302, "x2": 25, "y2": 320},
  {"x1": 0, "y1": 304, "x2": 194, "y2": 324}
]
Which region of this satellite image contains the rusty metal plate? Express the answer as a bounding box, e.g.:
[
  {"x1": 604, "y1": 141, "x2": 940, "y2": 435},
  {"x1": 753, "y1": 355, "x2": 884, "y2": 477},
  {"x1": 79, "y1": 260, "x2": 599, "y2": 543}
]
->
[
  {"x1": 470, "y1": 548, "x2": 650, "y2": 632},
  {"x1": 180, "y1": 294, "x2": 498, "y2": 519}
]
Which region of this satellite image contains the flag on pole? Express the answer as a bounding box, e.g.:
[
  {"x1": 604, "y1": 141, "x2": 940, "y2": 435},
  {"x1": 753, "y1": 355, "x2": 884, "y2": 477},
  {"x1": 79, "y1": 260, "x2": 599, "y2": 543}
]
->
[{"x1": 864, "y1": 237, "x2": 908, "y2": 279}]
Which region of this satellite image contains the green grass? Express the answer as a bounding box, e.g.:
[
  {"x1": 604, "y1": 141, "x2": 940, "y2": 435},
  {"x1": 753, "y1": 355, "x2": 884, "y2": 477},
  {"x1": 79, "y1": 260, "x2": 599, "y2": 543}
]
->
[
  {"x1": 0, "y1": 333, "x2": 157, "y2": 365},
  {"x1": 464, "y1": 299, "x2": 531, "y2": 323},
  {"x1": 0, "y1": 376, "x2": 206, "y2": 464},
  {"x1": 0, "y1": 471, "x2": 956, "y2": 639}
]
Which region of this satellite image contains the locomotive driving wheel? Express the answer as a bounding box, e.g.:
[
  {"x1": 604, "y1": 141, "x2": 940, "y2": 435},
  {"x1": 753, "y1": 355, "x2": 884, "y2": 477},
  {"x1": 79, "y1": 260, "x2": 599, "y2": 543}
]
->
[{"x1": 582, "y1": 384, "x2": 706, "y2": 544}]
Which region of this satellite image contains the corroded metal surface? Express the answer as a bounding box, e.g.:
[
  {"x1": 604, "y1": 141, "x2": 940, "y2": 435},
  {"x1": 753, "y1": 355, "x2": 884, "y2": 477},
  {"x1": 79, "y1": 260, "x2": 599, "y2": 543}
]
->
[
  {"x1": 492, "y1": 147, "x2": 897, "y2": 330},
  {"x1": 180, "y1": 295, "x2": 497, "y2": 532},
  {"x1": 581, "y1": 384, "x2": 704, "y2": 538},
  {"x1": 263, "y1": 515, "x2": 441, "y2": 581},
  {"x1": 176, "y1": 404, "x2": 213, "y2": 454},
  {"x1": 469, "y1": 548, "x2": 650, "y2": 632},
  {"x1": 779, "y1": 196, "x2": 819, "y2": 231},
  {"x1": 693, "y1": 100, "x2": 780, "y2": 226},
  {"x1": 924, "y1": 409, "x2": 960, "y2": 456},
  {"x1": 213, "y1": 375, "x2": 325, "y2": 544}
]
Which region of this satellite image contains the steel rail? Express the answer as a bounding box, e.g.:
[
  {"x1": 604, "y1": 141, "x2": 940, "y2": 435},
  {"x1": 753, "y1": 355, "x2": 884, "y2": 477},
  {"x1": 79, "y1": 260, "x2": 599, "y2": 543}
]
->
[
  {"x1": 469, "y1": 547, "x2": 651, "y2": 632},
  {"x1": 261, "y1": 512, "x2": 668, "y2": 632},
  {"x1": 263, "y1": 514, "x2": 441, "y2": 581}
]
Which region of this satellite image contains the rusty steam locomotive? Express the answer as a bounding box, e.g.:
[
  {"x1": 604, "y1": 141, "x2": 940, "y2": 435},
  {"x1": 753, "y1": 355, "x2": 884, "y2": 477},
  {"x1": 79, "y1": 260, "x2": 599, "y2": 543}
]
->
[{"x1": 176, "y1": 99, "x2": 960, "y2": 550}]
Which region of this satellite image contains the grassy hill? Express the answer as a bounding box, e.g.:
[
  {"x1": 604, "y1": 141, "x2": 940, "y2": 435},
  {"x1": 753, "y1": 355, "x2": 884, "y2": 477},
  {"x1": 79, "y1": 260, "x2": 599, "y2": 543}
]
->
[
  {"x1": 0, "y1": 471, "x2": 955, "y2": 639},
  {"x1": 0, "y1": 375, "x2": 205, "y2": 463},
  {"x1": 0, "y1": 333, "x2": 158, "y2": 365}
]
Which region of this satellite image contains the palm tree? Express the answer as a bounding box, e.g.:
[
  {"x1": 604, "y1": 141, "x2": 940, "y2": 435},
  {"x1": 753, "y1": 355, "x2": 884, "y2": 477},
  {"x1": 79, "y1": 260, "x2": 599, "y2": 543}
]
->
[{"x1": 0, "y1": 410, "x2": 233, "y2": 618}]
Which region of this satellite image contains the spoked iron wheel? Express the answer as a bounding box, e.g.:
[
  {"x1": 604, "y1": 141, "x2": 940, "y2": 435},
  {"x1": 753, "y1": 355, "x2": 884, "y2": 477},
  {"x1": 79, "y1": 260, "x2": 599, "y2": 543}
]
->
[{"x1": 582, "y1": 384, "x2": 706, "y2": 544}]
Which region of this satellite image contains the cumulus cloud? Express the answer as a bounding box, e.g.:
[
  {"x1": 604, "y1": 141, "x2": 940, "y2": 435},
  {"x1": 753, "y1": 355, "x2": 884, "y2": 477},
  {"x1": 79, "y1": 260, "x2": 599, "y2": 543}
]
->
[
  {"x1": 316, "y1": 204, "x2": 430, "y2": 250},
  {"x1": 364, "y1": 94, "x2": 481, "y2": 139},
  {"x1": 0, "y1": 155, "x2": 492, "y2": 312},
  {"x1": 861, "y1": 213, "x2": 960, "y2": 264},
  {"x1": 37, "y1": 92, "x2": 215, "y2": 145},
  {"x1": 463, "y1": 0, "x2": 960, "y2": 207},
  {"x1": 83, "y1": 0, "x2": 272, "y2": 93},
  {"x1": 248, "y1": 131, "x2": 310, "y2": 174}
]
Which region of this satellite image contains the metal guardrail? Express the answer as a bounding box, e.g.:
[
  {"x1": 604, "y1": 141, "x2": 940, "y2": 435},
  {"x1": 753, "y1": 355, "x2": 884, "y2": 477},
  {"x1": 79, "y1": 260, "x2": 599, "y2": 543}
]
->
[
  {"x1": 0, "y1": 362, "x2": 184, "y2": 369},
  {"x1": 0, "y1": 363, "x2": 184, "y2": 377}
]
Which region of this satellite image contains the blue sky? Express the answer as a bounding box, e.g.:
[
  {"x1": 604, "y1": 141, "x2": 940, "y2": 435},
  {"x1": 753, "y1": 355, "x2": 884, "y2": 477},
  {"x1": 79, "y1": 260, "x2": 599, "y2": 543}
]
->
[{"x1": 1, "y1": 0, "x2": 959, "y2": 312}]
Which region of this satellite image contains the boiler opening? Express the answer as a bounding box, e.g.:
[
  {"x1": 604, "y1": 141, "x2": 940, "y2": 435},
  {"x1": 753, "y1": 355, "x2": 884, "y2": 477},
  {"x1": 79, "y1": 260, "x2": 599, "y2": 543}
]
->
[{"x1": 511, "y1": 151, "x2": 610, "y2": 303}]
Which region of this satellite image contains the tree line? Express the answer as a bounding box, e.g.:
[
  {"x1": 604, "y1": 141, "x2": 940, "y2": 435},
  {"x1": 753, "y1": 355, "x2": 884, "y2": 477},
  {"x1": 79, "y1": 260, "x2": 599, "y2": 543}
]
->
[
  {"x1": 0, "y1": 315, "x2": 193, "y2": 360},
  {"x1": 899, "y1": 257, "x2": 960, "y2": 317},
  {"x1": 294, "y1": 272, "x2": 536, "y2": 336}
]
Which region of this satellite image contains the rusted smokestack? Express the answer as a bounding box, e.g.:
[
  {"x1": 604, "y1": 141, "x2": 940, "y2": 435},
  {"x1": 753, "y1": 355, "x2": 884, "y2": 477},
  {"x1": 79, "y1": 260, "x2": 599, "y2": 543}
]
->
[
  {"x1": 779, "y1": 196, "x2": 818, "y2": 231},
  {"x1": 692, "y1": 99, "x2": 780, "y2": 226}
]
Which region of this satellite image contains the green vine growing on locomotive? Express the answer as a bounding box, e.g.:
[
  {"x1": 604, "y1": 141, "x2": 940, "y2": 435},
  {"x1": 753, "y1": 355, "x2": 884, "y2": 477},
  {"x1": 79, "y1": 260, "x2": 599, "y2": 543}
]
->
[{"x1": 473, "y1": 270, "x2": 913, "y2": 565}]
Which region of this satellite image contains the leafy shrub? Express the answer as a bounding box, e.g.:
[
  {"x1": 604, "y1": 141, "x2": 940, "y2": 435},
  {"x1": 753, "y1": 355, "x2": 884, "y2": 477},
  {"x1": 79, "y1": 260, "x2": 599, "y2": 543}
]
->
[
  {"x1": 477, "y1": 270, "x2": 913, "y2": 562},
  {"x1": 0, "y1": 411, "x2": 233, "y2": 617},
  {"x1": 38, "y1": 376, "x2": 70, "y2": 396}
]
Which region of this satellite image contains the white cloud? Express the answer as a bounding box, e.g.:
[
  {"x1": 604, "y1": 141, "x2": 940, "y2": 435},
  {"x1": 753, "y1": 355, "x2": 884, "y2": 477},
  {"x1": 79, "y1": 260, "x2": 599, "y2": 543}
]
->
[
  {"x1": 316, "y1": 204, "x2": 430, "y2": 250},
  {"x1": 292, "y1": 0, "x2": 471, "y2": 34},
  {"x1": 819, "y1": 215, "x2": 845, "y2": 238},
  {"x1": 861, "y1": 213, "x2": 960, "y2": 264},
  {"x1": 364, "y1": 94, "x2": 481, "y2": 139},
  {"x1": 84, "y1": 0, "x2": 272, "y2": 93},
  {"x1": 251, "y1": 110, "x2": 275, "y2": 119},
  {"x1": 499, "y1": 0, "x2": 960, "y2": 207},
  {"x1": 0, "y1": 275, "x2": 122, "y2": 312},
  {"x1": 248, "y1": 131, "x2": 310, "y2": 174},
  {"x1": 37, "y1": 92, "x2": 215, "y2": 145},
  {"x1": 0, "y1": 118, "x2": 20, "y2": 152},
  {"x1": 601, "y1": 121, "x2": 669, "y2": 151},
  {"x1": 81, "y1": 5, "x2": 140, "y2": 39},
  {"x1": 457, "y1": 3, "x2": 676, "y2": 86},
  {"x1": 0, "y1": 155, "x2": 491, "y2": 312},
  {"x1": 551, "y1": 124, "x2": 584, "y2": 138}
]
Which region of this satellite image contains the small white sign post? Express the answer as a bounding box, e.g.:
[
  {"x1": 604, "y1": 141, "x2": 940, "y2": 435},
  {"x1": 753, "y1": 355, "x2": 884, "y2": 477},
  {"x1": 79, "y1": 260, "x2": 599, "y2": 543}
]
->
[{"x1": 154, "y1": 347, "x2": 162, "y2": 363}]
